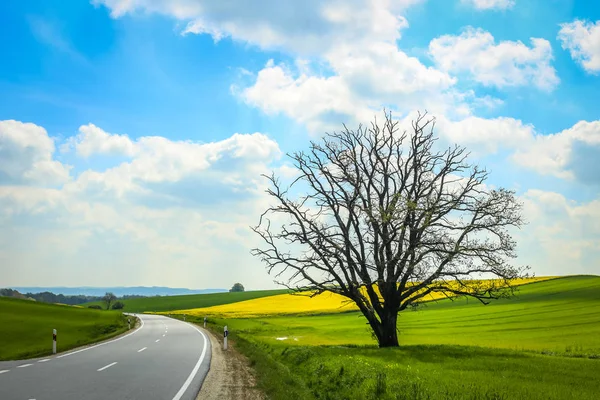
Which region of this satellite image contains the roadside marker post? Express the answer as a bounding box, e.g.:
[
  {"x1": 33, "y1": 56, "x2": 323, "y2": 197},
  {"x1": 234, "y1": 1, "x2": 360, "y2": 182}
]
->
[
  {"x1": 203, "y1": 317, "x2": 207, "y2": 328},
  {"x1": 224, "y1": 325, "x2": 228, "y2": 350},
  {"x1": 183, "y1": 315, "x2": 186, "y2": 322},
  {"x1": 52, "y1": 329, "x2": 57, "y2": 354},
  {"x1": 128, "y1": 318, "x2": 131, "y2": 330}
]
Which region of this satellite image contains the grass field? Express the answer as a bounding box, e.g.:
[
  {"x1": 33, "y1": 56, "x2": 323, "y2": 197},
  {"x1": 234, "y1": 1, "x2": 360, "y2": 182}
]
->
[
  {"x1": 172, "y1": 277, "x2": 555, "y2": 318},
  {"x1": 82, "y1": 289, "x2": 289, "y2": 313},
  {"x1": 0, "y1": 297, "x2": 129, "y2": 360},
  {"x1": 180, "y1": 275, "x2": 600, "y2": 399}
]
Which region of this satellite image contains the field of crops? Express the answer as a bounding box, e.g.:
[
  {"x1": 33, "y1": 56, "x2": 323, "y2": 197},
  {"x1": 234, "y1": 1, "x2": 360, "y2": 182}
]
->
[
  {"x1": 171, "y1": 276, "x2": 556, "y2": 318},
  {"x1": 180, "y1": 275, "x2": 600, "y2": 400},
  {"x1": 0, "y1": 297, "x2": 128, "y2": 360},
  {"x1": 82, "y1": 288, "x2": 289, "y2": 313}
]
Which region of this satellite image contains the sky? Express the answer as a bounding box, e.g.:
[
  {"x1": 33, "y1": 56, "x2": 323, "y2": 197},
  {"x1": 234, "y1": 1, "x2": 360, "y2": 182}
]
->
[{"x1": 1, "y1": 0, "x2": 599, "y2": 290}]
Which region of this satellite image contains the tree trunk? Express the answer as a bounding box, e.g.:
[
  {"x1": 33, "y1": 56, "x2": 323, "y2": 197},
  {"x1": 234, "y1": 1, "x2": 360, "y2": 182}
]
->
[
  {"x1": 378, "y1": 311, "x2": 399, "y2": 347},
  {"x1": 366, "y1": 309, "x2": 399, "y2": 347}
]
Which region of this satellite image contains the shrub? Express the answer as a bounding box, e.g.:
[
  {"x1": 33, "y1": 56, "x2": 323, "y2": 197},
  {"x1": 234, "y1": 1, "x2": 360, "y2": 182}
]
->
[
  {"x1": 111, "y1": 301, "x2": 125, "y2": 310},
  {"x1": 88, "y1": 305, "x2": 102, "y2": 310}
]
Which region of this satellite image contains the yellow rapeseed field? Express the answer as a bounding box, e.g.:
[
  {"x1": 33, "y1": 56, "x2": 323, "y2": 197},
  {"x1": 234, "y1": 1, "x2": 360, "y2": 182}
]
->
[{"x1": 171, "y1": 276, "x2": 556, "y2": 318}]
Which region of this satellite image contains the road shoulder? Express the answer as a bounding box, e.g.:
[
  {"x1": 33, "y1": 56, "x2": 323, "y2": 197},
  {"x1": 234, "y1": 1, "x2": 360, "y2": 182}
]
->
[{"x1": 196, "y1": 326, "x2": 264, "y2": 400}]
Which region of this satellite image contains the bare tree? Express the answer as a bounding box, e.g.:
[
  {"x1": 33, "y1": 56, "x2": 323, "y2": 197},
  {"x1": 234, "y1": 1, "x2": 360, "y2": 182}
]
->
[
  {"x1": 251, "y1": 111, "x2": 528, "y2": 347},
  {"x1": 102, "y1": 292, "x2": 117, "y2": 310}
]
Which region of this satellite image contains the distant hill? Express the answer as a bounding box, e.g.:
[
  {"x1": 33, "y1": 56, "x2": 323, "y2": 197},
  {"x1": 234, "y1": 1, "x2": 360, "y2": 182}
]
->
[
  {"x1": 9, "y1": 286, "x2": 228, "y2": 297},
  {"x1": 0, "y1": 288, "x2": 32, "y2": 300},
  {"x1": 82, "y1": 289, "x2": 289, "y2": 313}
]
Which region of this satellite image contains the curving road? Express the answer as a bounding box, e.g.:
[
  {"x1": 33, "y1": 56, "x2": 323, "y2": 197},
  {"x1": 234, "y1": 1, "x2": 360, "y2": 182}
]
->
[{"x1": 0, "y1": 314, "x2": 210, "y2": 400}]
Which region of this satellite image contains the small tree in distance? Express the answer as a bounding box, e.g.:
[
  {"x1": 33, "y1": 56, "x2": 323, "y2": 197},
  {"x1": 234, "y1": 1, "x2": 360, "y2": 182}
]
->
[
  {"x1": 102, "y1": 292, "x2": 117, "y2": 310},
  {"x1": 252, "y1": 110, "x2": 528, "y2": 348},
  {"x1": 229, "y1": 283, "x2": 245, "y2": 292},
  {"x1": 111, "y1": 301, "x2": 125, "y2": 310}
]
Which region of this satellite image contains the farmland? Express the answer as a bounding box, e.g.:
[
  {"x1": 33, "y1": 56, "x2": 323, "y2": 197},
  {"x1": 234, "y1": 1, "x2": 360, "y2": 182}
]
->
[
  {"x1": 172, "y1": 276, "x2": 556, "y2": 318},
  {"x1": 176, "y1": 275, "x2": 600, "y2": 399},
  {"x1": 0, "y1": 297, "x2": 129, "y2": 360},
  {"x1": 82, "y1": 288, "x2": 289, "y2": 313}
]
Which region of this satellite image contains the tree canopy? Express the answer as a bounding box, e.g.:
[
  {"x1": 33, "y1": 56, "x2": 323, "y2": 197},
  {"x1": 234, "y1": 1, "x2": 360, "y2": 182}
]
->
[{"x1": 230, "y1": 283, "x2": 245, "y2": 292}]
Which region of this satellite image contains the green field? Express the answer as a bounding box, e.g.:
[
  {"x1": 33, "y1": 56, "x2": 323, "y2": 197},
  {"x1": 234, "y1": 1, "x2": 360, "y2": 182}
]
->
[
  {"x1": 83, "y1": 289, "x2": 289, "y2": 313},
  {"x1": 185, "y1": 275, "x2": 600, "y2": 399},
  {"x1": 0, "y1": 297, "x2": 129, "y2": 360}
]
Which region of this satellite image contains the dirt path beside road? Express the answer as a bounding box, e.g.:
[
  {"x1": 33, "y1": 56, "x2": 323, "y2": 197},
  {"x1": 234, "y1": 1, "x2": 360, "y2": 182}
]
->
[{"x1": 196, "y1": 326, "x2": 264, "y2": 400}]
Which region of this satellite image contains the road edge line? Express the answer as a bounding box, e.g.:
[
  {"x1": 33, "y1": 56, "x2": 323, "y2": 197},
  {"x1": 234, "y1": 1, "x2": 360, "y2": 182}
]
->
[
  {"x1": 171, "y1": 321, "x2": 209, "y2": 400},
  {"x1": 56, "y1": 314, "x2": 145, "y2": 359}
]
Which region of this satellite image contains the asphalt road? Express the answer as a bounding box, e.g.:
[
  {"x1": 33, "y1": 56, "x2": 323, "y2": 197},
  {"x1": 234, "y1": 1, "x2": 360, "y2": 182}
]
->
[{"x1": 0, "y1": 314, "x2": 211, "y2": 400}]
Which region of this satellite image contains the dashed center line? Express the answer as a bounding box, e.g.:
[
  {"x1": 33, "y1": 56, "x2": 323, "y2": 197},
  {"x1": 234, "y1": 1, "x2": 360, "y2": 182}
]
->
[
  {"x1": 138, "y1": 347, "x2": 147, "y2": 353},
  {"x1": 38, "y1": 359, "x2": 50, "y2": 363},
  {"x1": 17, "y1": 364, "x2": 33, "y2": 368},
  {"x1": 0, "y1": 370, "x2": 9, "y2": 374},
  {"x1": 97, "y1": 362, "x2": 117, "y2": 372},
  {"x1": 155, "y1": 339, "x2": 160, "y2": 342}
]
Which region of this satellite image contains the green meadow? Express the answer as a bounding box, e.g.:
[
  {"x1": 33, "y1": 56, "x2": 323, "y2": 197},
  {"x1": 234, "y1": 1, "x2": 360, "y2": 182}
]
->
[
  {"x1": 0, "y1": 297, "x2": 128, "y2": 360},
  {"x1": 185, "y1": 275, "x2": 600, "y2": 399},
  {"x1": 82, "y1": 289, "x2": 288, "y2": 313}
]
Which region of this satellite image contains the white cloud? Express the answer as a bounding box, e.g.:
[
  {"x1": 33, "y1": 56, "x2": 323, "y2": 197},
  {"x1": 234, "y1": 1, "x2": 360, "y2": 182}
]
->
[
  {"x1": 517, "y1": 190, "x2": 600, "y2": 275},
  {"x1": 1, "y1": 119, "x2": 286, "y2": 288},
  {"x1": 558, "y1": 19, "x2": 600, "y2": 74},
  {"x1": 95, "y1": 0, "x2": 422, "y2": 56},
  {"x1": 436, "y1": 115, "x2": 535, "y2": 154},
  {"x1": 461, "y1": 0, "x2": 515, "y2": 10},
  {"x1": 0, "y1": 120, "x2": 71, "y2": 186},
  {"x1": 96, "y1": 0, "x2": 479, "y2": 134},
  {"x1": 511, "y1": 120, "x2": 600, "y2": 184},
  {"x1": 429, "y1": 27, "x2": 559, "y2": 90},
  {"x1": 63, "y1": 124, "x2": 137, "y2": 157}
]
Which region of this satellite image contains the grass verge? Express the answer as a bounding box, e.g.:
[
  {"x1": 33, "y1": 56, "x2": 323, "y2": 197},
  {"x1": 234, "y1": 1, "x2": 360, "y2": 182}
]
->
[{"x1": 0, "y1": 297, "x2": 129, "y2": 360}]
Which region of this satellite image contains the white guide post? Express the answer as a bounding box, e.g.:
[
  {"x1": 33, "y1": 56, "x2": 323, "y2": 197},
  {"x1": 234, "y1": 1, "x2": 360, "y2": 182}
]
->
[
  {"x1": 52, "y1": 329, "x2": 57, "y2": 354},
  {"x1": 204, "y1": 317, "x2": 207, "y2": 328},
  {"x1": 223, "y1": 325, "x2": 228, "y2": 350}
]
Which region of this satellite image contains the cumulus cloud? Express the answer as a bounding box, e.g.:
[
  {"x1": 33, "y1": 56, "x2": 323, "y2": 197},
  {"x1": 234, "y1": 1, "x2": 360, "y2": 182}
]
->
[
  {"x1": 62, "y1": 124, "x2": 137, "y2": 157},
  {"x1": 96, "y1": 0, "x2": 483, "y2": 134},
  {"x1": 1, "y1": 119, "x2": 286, "y2": 288},
  {"x1": 429, "y1": 27, "x2": 559, "y2": 90},
  {"x1": 511, "y1": 120, "x2": 600, "y2": 184},
  {"x1": 558, "y1": 19, "x2": 600, "y2": 74},
  {"x1": 516, "y1": 190, "x2": 600, "y2": 275},
  {"x1": 63, "y1": 129, "x2": 282, "y2": 208},
  {"x1": 461, "y1": 0, "x2": 515, "y2": 10},
  {"x1": 435, "y1": 115, "x2": 535, "y2": 154},
  {"x1": 0, "y1": 120, "x2": 71, "y2": 186},
  {"x1": 95, "y1": 0, "x2": 422, "y2": 56}
]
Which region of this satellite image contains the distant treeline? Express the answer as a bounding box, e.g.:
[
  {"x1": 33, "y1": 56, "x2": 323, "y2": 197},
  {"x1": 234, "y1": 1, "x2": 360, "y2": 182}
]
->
[
  {"x1": 24, "y1": 292, "x2": 102, "y2": 305},
  {"x1": 0, "y1": 289, "x2": 147, "y2": 305}
]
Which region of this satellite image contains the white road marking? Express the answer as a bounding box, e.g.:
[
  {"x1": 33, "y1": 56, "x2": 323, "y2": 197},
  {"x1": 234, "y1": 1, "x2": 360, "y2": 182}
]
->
[
  {"x1": 38, "y1": 359, "x2": 50, "y2": 363},
  {"x1": 163, "y1": 334, "x2": 166, "y2": 337},
  {"x1": 57, "y1": 316, "x2": 145, "y2": 359},
  {"x1": 171, "y1": 322, "x2": 208, "y2": 400},
  {"x1": 0, "y1": 370, "x2": 9, "y2": 374},
  {"x1": 97, "y1": 362, "x2": 117, "y2": 372},
  {"x1": 17, "y1": 364, "x2": 33, "y2": 368},
  {"x1": 155, "y1": 339, "x2": 160, "y2": 342},
  {"x1": 138, "y1": 347, "x2": 147, "y2": 353}
]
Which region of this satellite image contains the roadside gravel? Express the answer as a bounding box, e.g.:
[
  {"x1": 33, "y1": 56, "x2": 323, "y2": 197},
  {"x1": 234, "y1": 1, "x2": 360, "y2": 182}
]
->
[{"x1": 196, "y1": 326, "x2": 264, "y2": 400}]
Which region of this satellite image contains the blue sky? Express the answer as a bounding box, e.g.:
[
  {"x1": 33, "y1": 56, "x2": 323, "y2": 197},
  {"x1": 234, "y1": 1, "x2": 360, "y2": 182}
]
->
[{"x1": 1, "y1": 0, "x2": 599, "y2": 289}]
